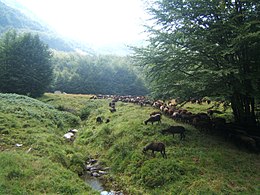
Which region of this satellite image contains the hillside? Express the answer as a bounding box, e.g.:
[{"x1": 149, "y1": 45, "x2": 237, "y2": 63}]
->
[
  {"x1": 0, "y1": 0, "x2": 94, "y2": 53},
  {"x1": 0, "y1": 93, "x2": 259, "y2": 194},
  {"x1": 0, "y1": 93, "x2": 98, "y2": 194}
]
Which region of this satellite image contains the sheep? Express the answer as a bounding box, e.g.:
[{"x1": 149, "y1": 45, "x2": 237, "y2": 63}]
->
[
  {"x1": 109, "y1": 102, "x2": 115, "y2": 107},
  {"x1": 109, "y1": 107, "x2": 116, "y2": 113},
  {"x1": 96, "y1": 116, "x2": 103, "y2": 123},
  {"x1": 144, "y1": 114, "x2": 161, "y2": 125},
  {"x1": 143, "y1": 142, "x2": 167, "y2": 158},
  {"x1": 63, "y1": 132, "x2": 75, "y2": 142},
  {"x1": 149, "y1": 111, "x2": 162, "y2": 116},
  {"x1": 161, "y1": 126, "x2": 186, "y2": 140},
  {"x1": 68, "y1": 129, "x2": 78, "y2": 133}
]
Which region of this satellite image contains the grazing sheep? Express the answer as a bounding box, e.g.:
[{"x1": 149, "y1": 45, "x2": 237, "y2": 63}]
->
[
  {"x1": 63, "y1": 132, "x2": 76, "y2": 142},
  {"x1": 144, "y1": 114, "x2": 161, "y2": 125},
  {"x1": 207, "y1": 109, "x2": 223, "y2": 117},
  {"x1": 109, "y1": 107, "x2": 116, "y2": 113},
  {"x1": 63, "y1": 132, "x2": 74, "y2": 139},
  {"x1": 143, "y1": 142, "x2": 167, "y2": 158},
  {"x1": 109, "y1": 102, "x2": 115, "y2": 107},
  {"x1": 161, "y1": 126, "x2": 186, "y2": 140},
  {"x1": 96, "y1": 116, "x2": 103, "y2": 123},
  {"x1": 150, "y1": 111, "x2": 162, "y2": 116},
  {"x1": 68, "y1": 129, "x2": 78, "y2": 133}
]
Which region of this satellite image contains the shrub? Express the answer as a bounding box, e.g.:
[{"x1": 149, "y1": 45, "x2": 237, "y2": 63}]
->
[{"x1": 80, "y1": 107, "x2": 91, "y2": 120}]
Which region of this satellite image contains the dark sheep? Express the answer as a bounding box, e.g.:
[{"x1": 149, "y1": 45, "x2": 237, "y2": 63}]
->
[
  {"x1": 105, "y1": 118, "x2": 110, "y2": 123},
  {"x1": 150, "y1": 111, "x2": 162, "y2": 116},
  {"x1": 109, "y1": 107, "x2": 116, "y2": 113},
  {"x1": 109, "y1": 102, "x2": 115, "y2": 107},
  {"x1": 144, "y1": 114, "x2": 161, "y2": 125},
  {"x1": 96, "y1": 116, "x2": 103, "y2": 123},
  {"x1": 161, "y1": 126, "x2": 186, "y2": 140},
  {"x1": 143, "y1": 142, "x2": 167, "y2": 158},
  {"x1": 207, "y1": 109, "x2": 223, "y2": 116}
]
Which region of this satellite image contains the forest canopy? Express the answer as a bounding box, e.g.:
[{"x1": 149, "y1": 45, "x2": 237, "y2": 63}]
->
[{"x1": 49, "y1": 52, "x2": 148, "y2": 96}]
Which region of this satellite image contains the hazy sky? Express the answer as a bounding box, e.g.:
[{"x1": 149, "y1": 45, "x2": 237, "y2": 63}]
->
[{"x1": 16, "y1": 0, "x2": 149, "y2": 47}]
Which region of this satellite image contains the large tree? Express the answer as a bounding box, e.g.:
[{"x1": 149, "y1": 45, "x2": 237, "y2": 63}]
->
[
  {"x1": 0, "y1": 30, "x2": 53, "y2": 97},
  {"x1": 132, "y1": 0, "x2": 260, "y2": 130}
]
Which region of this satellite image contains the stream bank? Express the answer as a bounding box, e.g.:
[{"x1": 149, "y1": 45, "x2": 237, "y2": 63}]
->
[{"x1": 82, "y1": 158, "x2": 123, "y2": 195}]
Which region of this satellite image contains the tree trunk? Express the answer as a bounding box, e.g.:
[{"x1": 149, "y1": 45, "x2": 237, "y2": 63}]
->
[{"x1": 231, "y1": 92, "x2": 257, "y2": 132}]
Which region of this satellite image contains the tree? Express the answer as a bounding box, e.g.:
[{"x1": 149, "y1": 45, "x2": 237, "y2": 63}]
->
[
  {"x1": 132, "y1": 0, "x2": 260, "y2": 130},
  {"x1": 49, "y1": 52, "x2": 148, "y2": 96},
  {"x1": 0, "y1": 30, "x2": 53, "y2": 97}
]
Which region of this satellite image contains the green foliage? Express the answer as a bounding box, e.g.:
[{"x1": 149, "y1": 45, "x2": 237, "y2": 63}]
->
[
  {"x1": 132, "y1": 0, "x2": 260, "y2": 126},
  {"x1": 80, "y1": 107, "x2": 91, "y2": 120},
  {"x1": 0, "y1": 30, "x2": 53, "y2": 97},
  {"x1": 50, "y1": 52, "x2": 148, "y2": 95}
]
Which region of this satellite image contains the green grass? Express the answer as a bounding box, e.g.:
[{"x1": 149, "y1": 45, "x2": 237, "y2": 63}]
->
[
  {"x1": 72, "y1": 96, "x2": 259, "y2": 195},
  {"x1": 0, "y1": 93, "x2": 259, "y2": 195},
  {"x1": 0, "y1": 151, "x2": 94, "y2": 195},
  {"x1": 0, "y1": 93, "x2": 98, "y2": 194}
]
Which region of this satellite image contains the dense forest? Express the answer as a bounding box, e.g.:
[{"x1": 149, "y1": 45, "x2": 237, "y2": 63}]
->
[{"x1": 49, "y1": 52, "x2": 148, "y2": 95}]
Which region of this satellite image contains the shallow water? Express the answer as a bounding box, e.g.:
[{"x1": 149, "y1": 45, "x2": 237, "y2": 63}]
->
[{"x1": 83, "y1": 174, "x2": 105, "y2": 192}]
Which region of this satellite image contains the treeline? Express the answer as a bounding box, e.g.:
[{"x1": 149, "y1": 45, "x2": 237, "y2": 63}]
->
[
  {"x1": 49, "y1": 52, "x2": 148, "y2": 95},
  {"x1": 0, "y1": 30, "x2": 148, "y2": 97}
]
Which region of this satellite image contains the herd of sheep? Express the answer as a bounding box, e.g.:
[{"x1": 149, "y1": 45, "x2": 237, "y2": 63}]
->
[
  {"x1": 93, "y1": 95, "x2": 259, "y2": 154},
  {"x1": 65, "y1": 95, "x2": 259, "y2": 154}
]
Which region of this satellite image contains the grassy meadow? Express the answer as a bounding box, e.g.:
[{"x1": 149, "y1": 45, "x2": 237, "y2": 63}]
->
[{"x1": 0, "y1": 93, "x2": 259, "y2": 194}]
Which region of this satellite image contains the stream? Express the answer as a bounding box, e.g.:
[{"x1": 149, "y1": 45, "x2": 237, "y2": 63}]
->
[
  {"x1": 82, "y1": 174, "x2": 105, "y2": 192},
  {"x1": 82, "y1": 158, "x2": 123, "y2": 195}
]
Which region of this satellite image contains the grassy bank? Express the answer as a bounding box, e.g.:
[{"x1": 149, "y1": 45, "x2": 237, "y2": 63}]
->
[
  {"x1": 70, "y1": 96, "x2": 259, "y2": 194},
  {"x1": 0, "y1": 93, "x2": 259, "y2": 194},
  {"x1": 0, "y1": 93, "x2": 98, "y2": 194}
]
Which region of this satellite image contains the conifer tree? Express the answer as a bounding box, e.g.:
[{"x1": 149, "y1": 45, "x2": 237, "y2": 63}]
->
[{"x1": 0, "y1": 30, "x2": 53, "y2": 97}]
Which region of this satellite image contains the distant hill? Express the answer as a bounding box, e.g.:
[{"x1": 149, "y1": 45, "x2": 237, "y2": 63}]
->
[{"x1": 0, "y1": 0, "x2": 94, "y2": 54}]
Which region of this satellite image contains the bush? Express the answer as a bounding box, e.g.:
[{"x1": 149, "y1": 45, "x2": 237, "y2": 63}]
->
[{"x1": 80, "y1": 107, "x2": 91, "y2": 120}]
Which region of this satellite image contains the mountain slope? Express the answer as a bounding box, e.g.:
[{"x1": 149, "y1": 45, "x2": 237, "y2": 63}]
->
[{"x1": 0, "y1": 0, "x2": 94, "y2": 53}]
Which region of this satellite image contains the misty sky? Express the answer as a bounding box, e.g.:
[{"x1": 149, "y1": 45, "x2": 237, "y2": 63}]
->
[{"x1": 16, "y1": 0, "x2": 149, "y2": 47}]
